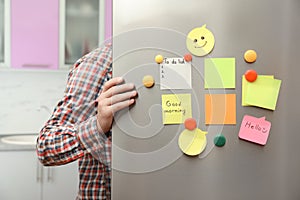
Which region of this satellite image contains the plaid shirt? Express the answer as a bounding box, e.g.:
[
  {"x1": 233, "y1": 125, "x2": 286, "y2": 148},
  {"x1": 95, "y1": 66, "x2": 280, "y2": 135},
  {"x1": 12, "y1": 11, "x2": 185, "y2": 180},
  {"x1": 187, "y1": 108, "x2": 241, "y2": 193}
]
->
[{"x1": 37, "y1": 44, "x2": 112, "y2": 200}]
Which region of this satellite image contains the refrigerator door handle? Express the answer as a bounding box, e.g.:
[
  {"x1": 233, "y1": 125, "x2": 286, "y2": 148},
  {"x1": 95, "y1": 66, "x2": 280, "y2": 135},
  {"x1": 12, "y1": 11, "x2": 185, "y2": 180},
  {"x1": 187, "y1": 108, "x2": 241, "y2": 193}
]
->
[
  {"x1": 47, "y1": 167, "x2": 53, "y2": 182},
  {"x1": 36, "y1": 160, "x2": 43, "y2": 183}
]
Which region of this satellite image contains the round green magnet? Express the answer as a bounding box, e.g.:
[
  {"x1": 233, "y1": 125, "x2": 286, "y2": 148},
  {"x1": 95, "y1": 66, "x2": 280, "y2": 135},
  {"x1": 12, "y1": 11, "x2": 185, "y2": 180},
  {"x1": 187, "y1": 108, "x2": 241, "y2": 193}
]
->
[{"x1": 214, "y1": 134, "x2": 226, "y2": 147}]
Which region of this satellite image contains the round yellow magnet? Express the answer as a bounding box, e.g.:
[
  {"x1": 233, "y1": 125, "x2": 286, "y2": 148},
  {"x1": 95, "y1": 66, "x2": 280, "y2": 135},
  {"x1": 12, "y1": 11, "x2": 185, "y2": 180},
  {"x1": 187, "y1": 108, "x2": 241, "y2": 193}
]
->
[
  {"x1": 142, "y1": 75, "x2": 155, "y2": 88},
  {"x1": 178, "y1": 128, "x2": 207, "y2": 156},
  {"x1": 244, "y1": 50, "x2": 257, "y2": 63},
  {"x1": 155, "y1": 55, "x2": 164, "y2": 64}
]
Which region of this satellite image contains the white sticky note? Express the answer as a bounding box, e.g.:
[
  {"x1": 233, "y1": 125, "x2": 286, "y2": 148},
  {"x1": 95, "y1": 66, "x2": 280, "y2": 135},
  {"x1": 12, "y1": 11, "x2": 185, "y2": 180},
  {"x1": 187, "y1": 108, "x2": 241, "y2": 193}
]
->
[{"x1": 160, "y1": 57, "x2": 192, "y2": 90}]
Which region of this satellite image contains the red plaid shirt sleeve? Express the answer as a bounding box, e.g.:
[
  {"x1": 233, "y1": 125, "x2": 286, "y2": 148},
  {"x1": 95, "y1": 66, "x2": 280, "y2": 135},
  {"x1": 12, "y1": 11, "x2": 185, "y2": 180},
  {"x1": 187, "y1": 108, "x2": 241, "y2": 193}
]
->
[
  {"x1": 77, "y1": 115, "x2": 111, "y2": 166},
  {"x1": 37, "y1": 44, "x2": 112, "y2": 167}
]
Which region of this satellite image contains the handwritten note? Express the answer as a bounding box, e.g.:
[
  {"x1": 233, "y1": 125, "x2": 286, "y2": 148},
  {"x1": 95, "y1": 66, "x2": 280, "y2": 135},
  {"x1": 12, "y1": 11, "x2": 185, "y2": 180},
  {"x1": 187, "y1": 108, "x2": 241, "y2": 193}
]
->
[
  {"x1": 160, "y1": 57, "x2": 192, "y2": 90},
  {"x1": 238, "y1": 115, "x2": 271, "y2": 145},
  {"x1": 161, "y1": 93, "x2": 192, "y2": 124},
  {"x1": 204, "y1": 58, "x2": 236, "y2": 89}
]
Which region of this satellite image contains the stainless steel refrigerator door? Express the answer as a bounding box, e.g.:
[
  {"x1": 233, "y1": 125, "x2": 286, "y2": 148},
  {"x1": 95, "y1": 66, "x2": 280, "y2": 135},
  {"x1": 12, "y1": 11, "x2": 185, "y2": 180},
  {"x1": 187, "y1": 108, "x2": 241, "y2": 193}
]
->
[
  {"x1": 112, "y1": 0, "x2": 300, "y2": 199},
  {"x1": 0, "y1": 0, "x2": 4, "y2": 62}
]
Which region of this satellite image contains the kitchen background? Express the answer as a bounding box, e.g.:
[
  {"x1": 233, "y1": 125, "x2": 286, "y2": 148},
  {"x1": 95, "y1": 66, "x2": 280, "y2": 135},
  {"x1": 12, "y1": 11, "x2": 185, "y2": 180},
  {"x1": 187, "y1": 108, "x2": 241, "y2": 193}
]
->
[{"x1": 0, "y1": 0, "x2": 111, "y2": 199}]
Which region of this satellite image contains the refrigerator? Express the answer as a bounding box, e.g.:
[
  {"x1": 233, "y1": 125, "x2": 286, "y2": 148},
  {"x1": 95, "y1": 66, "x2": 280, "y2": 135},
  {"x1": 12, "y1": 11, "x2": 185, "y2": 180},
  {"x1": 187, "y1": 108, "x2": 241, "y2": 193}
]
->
[{"x1": 112, "y1": 0, "x2": 300, "y2": 199}]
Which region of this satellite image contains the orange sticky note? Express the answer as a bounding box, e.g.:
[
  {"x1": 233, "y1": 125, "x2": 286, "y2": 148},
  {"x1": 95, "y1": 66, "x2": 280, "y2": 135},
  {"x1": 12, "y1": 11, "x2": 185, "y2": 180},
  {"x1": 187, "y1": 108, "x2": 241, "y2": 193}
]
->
[{"x1": 205, "y1": 94, "x2": 236, "y2": 124}]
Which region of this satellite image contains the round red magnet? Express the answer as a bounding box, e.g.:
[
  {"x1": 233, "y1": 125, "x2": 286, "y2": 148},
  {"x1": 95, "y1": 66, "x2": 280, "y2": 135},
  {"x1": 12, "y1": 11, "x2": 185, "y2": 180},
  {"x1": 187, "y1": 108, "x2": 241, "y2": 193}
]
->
[
  {"x1": 245, "y1": 69, "x2": 258, "y2": 82},
  {"x1": 184, "y1": 53, "x2": 192, "y2": 62},
  {"x1": 184, "y1": 118, "x2": 197, "y2": 131}
]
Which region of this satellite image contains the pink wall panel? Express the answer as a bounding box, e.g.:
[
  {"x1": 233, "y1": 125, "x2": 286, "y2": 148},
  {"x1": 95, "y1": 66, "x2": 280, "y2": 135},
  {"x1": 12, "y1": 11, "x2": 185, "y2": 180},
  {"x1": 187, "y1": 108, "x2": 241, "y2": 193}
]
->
[
  {"x1": 11, "y1": 0, "x2": 59, "y2": 69},
  {"x1": 105, "y1": 0, "x2": 112, "y2": 40}
]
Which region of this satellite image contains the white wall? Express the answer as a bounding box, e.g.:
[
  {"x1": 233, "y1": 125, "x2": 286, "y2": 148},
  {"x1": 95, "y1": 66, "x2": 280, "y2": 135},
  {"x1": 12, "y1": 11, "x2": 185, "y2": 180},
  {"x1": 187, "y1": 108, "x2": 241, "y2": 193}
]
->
[{"x1": 0, "y1": 69, "x2": 69, "y2": 134}]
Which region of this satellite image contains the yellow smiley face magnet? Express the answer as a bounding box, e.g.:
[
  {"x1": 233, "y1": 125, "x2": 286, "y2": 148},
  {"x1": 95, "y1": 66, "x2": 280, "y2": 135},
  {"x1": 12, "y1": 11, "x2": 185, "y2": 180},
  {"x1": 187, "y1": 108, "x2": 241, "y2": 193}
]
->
[{"x1": 186, "y1": 24, "x2": 215, "y2": 56}]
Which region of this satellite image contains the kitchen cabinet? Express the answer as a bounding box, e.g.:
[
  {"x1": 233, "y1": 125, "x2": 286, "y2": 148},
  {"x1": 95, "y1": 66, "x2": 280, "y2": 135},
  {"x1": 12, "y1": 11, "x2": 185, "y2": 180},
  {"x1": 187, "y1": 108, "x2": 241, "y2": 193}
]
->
[
  {"x1": 59, "y1": 0, "x2": 107, "y2": 68},
  {"x1": 42, "y1": 162, "x2": 79, "y2": 200},
  {"x1": 10, "y1": 0, "x2": 59, "y2": 70},
  {"x1": 0, "y1": 0, "x2": 10, "y2": 67},
  {"x1": 0, "y1": 151, "x2": 40, "y2": 200},
  {"x1": 2, "y1": 0, "x2": 112, "y2": 69},
  {"x1": 0, "y1": 151, "x2": 78, "y2": 200}
]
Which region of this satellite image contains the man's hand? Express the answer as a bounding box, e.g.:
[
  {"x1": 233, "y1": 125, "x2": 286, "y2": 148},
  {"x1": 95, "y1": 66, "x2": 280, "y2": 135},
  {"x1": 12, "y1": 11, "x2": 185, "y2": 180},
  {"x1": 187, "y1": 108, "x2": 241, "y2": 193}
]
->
[{"x1": 96, "y1": 77, "x2": 137, "y2": 134}]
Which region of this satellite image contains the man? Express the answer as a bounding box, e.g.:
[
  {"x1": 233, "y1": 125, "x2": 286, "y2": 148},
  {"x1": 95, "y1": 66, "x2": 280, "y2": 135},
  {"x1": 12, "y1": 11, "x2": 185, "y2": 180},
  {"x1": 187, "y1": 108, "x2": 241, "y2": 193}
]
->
[{"x1": 36, "y1": 43, "x2": 137, "y2": 199}]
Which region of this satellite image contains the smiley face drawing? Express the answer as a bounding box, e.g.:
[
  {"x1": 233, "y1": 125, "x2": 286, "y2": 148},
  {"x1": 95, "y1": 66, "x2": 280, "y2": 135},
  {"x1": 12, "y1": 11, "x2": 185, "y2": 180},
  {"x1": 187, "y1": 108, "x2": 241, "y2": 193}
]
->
[{"x1": 186, "y1": 24, "x2": 215, "y2": 56}]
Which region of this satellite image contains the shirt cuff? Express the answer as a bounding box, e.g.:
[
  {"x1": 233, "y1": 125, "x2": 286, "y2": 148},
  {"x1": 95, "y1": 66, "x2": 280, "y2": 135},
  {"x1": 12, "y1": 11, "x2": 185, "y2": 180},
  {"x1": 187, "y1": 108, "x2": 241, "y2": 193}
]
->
[{"x1": 76, "y1": 115, "x2": 111, "y2": 166}]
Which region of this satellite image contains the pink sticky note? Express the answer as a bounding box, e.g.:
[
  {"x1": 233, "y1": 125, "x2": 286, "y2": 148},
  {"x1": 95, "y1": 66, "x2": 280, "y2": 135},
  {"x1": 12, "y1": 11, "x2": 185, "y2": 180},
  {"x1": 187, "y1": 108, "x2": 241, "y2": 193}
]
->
[{"x1": 238, "y1": 115, "x2": 271, "y2": 145}]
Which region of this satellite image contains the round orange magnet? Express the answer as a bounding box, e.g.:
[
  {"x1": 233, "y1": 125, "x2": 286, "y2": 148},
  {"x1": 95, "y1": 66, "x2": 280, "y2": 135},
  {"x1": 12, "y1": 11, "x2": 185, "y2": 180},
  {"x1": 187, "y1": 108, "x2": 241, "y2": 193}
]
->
[
  {"x1": 245, "y1": 69, "x2": 258, "y2": 82},
  {"x1": 142, "y1": 75, "x2": 155, "y2": 88},
  {"x1": 184, "y1": 118, "x2": 197, "y2": 131},
  {"x1": 184, "y1": 53, "x2": 192, "y2": 62},
  {"x1": 155, "y1": 55, "x2": 164, "y2": 64},
  {"x1": 244, "y1": 50, "x2": 257, "y2": 63}
]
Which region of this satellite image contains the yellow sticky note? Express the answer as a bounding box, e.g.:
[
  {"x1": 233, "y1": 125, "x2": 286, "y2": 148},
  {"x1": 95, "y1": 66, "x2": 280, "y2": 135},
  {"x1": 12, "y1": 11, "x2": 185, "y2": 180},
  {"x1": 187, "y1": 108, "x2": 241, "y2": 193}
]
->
[
  {"x1": 161, "y1": 94, "x2": 192, "y2": 124},
  {"x1": 205, "y1": 58, "x2": 236, "y2": 89},
  {"x1": 242, "y1": 75, "x2": 274, "y2": 106},
  {"x1": 205, "y1": 94, "x2": 236, "y2": 125},
  {"x1": 245, "y1": 76, "x2": 282, "y2": 110},
  {"x1": 178, "y1": 128, "x2": 207, "y2": 156}
]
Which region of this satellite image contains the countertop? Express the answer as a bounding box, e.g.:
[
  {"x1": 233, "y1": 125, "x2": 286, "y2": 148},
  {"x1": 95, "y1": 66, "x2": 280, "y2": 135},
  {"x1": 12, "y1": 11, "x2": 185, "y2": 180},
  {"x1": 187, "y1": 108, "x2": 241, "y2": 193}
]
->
[{"x1": 0, "y1": 134, "x2": 38, "y2": 151}]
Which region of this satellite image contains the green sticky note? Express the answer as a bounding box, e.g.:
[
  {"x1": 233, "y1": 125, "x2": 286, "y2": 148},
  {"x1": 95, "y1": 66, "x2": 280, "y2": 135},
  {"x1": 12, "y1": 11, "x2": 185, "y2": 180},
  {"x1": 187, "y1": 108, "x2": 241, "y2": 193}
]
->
[
  {"x1": 205, "y1": 58, "x2": 235, "y2": 89},
  {"x1": 245, "y1": 76, "x2": 282, "y2": 110},
  {"x1": 242, "y1": 75, "x2": 274, "y2": 106}
]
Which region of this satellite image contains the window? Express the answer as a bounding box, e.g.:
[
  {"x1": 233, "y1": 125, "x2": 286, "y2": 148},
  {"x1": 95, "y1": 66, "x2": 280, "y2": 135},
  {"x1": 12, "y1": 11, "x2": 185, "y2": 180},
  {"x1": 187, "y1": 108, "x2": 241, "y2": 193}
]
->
[{"x1": 64, "y1": 0, "x2": 101, "y2": 64}]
